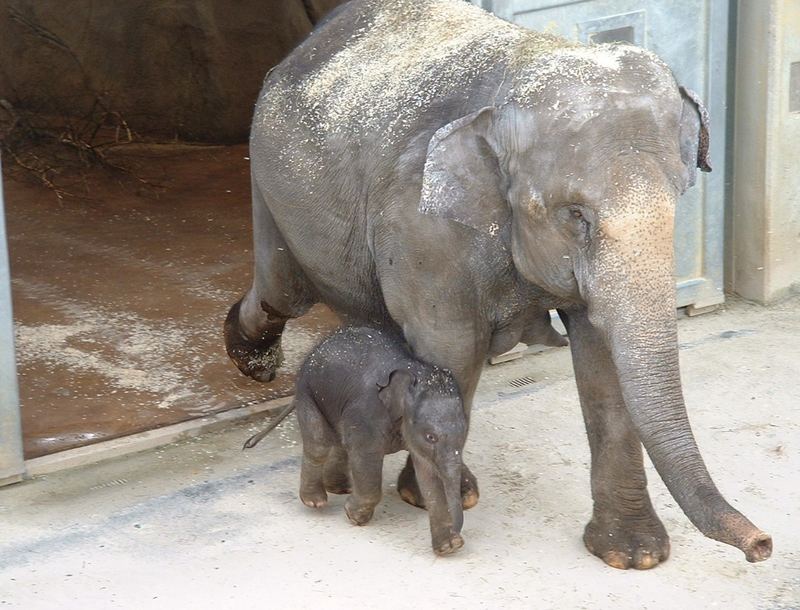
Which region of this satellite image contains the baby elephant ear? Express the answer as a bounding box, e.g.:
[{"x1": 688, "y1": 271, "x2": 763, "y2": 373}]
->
[
  {"x1": 418, "y1": 107, "x2": 510, "y2": 235},
  {"x1": 678, "y1": 86, "x2": 712, "y2": 190},
  {"x1": 377, "y1": 369, "x2": 416, "y2": 419}
]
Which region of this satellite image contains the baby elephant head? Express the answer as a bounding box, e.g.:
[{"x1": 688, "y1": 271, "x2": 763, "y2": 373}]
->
[{"x1": 379, "y1": 366, "x2": 467, "y2": 551}]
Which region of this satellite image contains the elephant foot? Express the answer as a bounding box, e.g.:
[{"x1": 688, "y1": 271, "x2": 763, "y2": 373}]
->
[
  {"x1": 398, "y1": 469, "x2": 425, "y2": 509},
  {"x1": 344, "y1": 500, "x2": 375, "y2": 526},
  {"x1": 397, "y1": 459, "x2": 479, "y2": 510},
  {"x1": 583, "y1": 511, "x2": 670, "y2": 570},
  {"x1": 323, "y1": 451, "x2": 352, "y2": 495},
  {"x1": 324, "y1": 478, "x2": 352, "y2": 495},
  {"x1": 224, "y1": 300, "x2": 287, "y2": 382},
  {"x1": 397, "y1": 457, "x2": 425, "y2": 508},
  {"x1": 460, "y1": 465, "x2": 480, "y2": 510},
  {"x1": 433, "y1": 532, "x2": 464, "y2": 556},
  {"x1": 300, "y1": 489, "x2": 328, "y2": 509}
]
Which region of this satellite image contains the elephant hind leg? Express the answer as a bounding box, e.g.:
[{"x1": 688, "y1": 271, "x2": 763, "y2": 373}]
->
[
  {"x1": 225, "y1": 180, "x2": 316, "y2": 382},
  {"x1": 323, "y1": 445, "x2": 352, "y2": 495},
  {"x1": 224, "y1": 298, "x2": 289, "y2": 382},
  {"x1": 296, "y1": 393, "x2": 336, "y2": 509}
]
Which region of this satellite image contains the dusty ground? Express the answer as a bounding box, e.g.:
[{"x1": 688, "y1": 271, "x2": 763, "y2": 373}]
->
[
  {"x1": 4, "y1": 145, "x2": 338, "y2": 457},
  {"x1": 1, "y1": 296, "x2": 798, "y2": 608}
]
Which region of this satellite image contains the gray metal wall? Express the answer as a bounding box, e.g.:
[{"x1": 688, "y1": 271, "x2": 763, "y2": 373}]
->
[
  {"x1": 475, "y1": 0, "x2": 730, "y2": 310},
  {"x1": 0, "y1": 154, "x2": 24, "y2": 485}
]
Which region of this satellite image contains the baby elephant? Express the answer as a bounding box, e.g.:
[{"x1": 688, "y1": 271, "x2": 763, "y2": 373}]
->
[{"x1": 245, "y1": 327, "x2": 467, "y2": 555}]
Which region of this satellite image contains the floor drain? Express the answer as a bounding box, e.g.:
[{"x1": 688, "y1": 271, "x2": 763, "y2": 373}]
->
[
  {"x1": 89, "y1": 478, "x2": 128, "y2": 490},
  {"x1": 508, "y1": 376, "x2": 535, "y2": 388}
]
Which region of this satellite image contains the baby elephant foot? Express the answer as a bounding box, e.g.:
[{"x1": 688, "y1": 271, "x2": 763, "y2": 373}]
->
[
  {"x1": 325, "y1": 480, "x2": 352, "y2": 495},
  {"x1": 433, "y1": 532, "x2": 464, "y2": 556},
  {"x1": 584, "y1": 510, "x2": 670, "y2": 570},
  {"x1": 299, "y1": 489, "x2": 328, "y2": 509},
  {"x1": 224, "y1": 300, "x2": 287, "y2": 382},
  {"x1": 344, "y1": 498, "x2": 375, "y2": 526},
  {"x1": 323, "y1": 468, "x2": 352, "y2": 495}
]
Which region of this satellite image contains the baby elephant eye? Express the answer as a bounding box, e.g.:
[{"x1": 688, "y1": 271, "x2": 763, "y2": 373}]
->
[
  {"x1": 571, "y1": 209, "x2": 583, "y2": 220},
  {"x1": 425, "y1": 433, "x2": 439, "y2": 443}
]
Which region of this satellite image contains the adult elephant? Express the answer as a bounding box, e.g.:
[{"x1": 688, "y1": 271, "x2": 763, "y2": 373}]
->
[{"x1": 225, "y1": 0, "x2": 771, "y2": 568}]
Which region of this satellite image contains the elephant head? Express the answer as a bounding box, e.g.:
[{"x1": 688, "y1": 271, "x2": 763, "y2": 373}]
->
[
  {"x1": 379, "y1": 367, "x2": 467, "y2": 552},
  {"x1": 419, "y1": 45, "x2": 771, "y2": 561}
]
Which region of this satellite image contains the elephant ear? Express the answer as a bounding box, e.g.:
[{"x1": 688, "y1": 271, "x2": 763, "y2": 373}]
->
[
  {"x1": 678, "y1": 86, "x2": 712, "y2": 190},
  {"x1": 377, "y1": 369, "x2": 417, "y2": 422},
  {"x1": 418, "y1": 107, "x2": 510, "y2": 235}
]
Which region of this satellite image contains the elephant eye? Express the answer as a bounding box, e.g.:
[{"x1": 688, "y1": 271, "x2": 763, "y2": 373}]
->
[
  {"x1": 425, "y1": 433, "x2": 439, "y2": 444},
  {"x1": 566, "y1": 205, "x2": 592, "y2": 239}
]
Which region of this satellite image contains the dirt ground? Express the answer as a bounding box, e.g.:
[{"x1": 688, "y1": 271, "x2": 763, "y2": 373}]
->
[
  {"x1": 0, "y1": 296, "x2": 798, "y2": 609},
  {"x1": 4, "y1": 145, "x2": 339, "y2": 458}
]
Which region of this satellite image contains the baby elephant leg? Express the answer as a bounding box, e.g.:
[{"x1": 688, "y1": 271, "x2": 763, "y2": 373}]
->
[
  {"x1": 344, "y1": 450, "x2": 384, "y2": 526},
  {"x1": 297, "y1": 395, "x2": 333, "y2": 509},
  {"x1": 323, "y1": 445, "x2": 352, "y2": 495},
  {"x1": 300, "y1": 442, "x2": 330, "y2": 509}
]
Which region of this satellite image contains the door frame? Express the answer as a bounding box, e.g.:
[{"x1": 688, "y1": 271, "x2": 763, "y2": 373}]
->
[{"x1": 0, "y1": 153, "x2": 25, "y2": 486}]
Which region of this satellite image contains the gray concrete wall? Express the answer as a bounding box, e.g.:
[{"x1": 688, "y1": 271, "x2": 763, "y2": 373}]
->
[
  {"x1": 731, "y1": 0, "x2": 800, "y2": 302},
  {"x1": 0, "y1": 0, "x2": 345, "y2": 142}
]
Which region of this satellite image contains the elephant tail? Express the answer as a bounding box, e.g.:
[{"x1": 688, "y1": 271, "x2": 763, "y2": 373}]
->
[{"x1": 242, "y1": 402, "x2": 296, "y2": 449}]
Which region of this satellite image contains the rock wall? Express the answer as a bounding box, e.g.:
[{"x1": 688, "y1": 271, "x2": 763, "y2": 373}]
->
[{"x1": 0, "y1": 0, "x2": 345, "y2": 142}]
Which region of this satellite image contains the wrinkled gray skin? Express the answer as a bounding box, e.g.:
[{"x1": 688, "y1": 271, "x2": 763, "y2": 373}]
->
[
  {"x1": 288, "y1": 327, "x2": 467, "y2": 556},
  {"x1": 224, "y1": 0, "x2": 771, "y2": 568}
]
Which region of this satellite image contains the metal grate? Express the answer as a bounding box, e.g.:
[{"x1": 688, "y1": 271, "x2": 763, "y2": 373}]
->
[
  {"x1": 508, "y1": 376, "x2": 535, "y2": 388},
  {"x1": 589, "y1": 26, "x2": 634, "y2": 44},
  {"x1": 578, "y1": 10, "x2": 645, "y2": 47},
  {"x1": 89, "y1": 478, "x2": 128, "y2": 491}
]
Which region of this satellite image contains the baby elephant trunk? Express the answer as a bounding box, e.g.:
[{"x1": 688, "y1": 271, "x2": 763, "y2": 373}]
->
[{"x1": 443, "y1": 461, "x2": 464, "y2": 534}]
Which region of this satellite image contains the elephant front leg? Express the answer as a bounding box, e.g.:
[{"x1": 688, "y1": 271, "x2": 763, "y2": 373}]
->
[
  {"x1": 393, "y1": 323, "x2": 486, "y2": 511},
  {"x1": 560, "y1": 309, "x2": 669, "y2": 570}
]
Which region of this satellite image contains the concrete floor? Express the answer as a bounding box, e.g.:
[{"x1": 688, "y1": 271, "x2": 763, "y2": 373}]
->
[
  {"x1": 1, "y1": 296, "x2": 798, "y2": 609},
  {"x1": 5, "y1": 145, "x2": 338, "y2": 457}
]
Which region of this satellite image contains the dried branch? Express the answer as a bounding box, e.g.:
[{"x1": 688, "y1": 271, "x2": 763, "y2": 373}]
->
[{"x1": 1, "y1": 4, "x2": 168, "y2": 200}]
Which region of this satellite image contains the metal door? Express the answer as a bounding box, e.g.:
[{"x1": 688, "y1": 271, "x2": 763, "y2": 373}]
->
[{"x1": 474, "y1": 0, "x2": 729, "y2": 309}]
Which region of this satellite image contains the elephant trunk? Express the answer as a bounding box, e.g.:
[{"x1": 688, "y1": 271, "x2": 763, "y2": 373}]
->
[
  {"x1": 582, "y1": 203, "x2": 771, "y2": 562},
  {"x1": 606, "y1": 313, "x2": 771, "y2": 561},
  {"x1": 442, "y1": 460, "x2": 464, "y2": 533}
]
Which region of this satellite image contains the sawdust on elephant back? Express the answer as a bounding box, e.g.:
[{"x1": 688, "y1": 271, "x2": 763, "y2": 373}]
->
[
  {"x1": 259, "y1": 0, "x2": 673, "y2": 149},
  {"x1": 262, "y1": 0, "x2": 548, "y2": 144}
]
